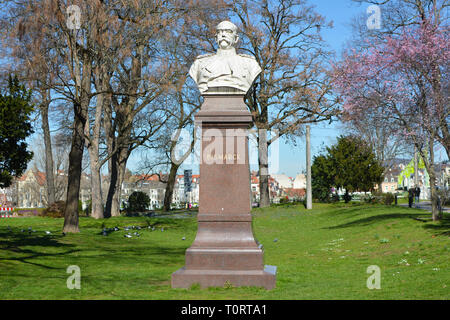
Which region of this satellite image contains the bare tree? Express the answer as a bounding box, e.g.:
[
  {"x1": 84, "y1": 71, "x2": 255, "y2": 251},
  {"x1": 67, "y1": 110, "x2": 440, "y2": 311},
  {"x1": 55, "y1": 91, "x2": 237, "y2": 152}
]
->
[{"x1": 227, "y1": 0, "x2": 339, "y2": 206}]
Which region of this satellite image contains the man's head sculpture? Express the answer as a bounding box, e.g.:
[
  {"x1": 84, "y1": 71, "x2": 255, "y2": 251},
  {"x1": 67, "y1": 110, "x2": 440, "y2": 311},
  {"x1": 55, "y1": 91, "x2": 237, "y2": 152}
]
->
[
  {"x1": 215, "y1": 21, "x2": 239, "y2": 50},
  {"x1": 189, "y1": 21, "x2": 262, "y2": 95}
]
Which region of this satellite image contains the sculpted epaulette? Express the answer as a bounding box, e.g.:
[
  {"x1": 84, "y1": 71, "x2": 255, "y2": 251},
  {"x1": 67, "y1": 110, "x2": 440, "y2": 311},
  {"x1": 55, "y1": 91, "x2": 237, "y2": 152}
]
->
[
  {"x1": 196, "y1": 53, "x2": 215, "y2": 59},
  {"x1": 238, "y1": 53, "x2": 256, "y2": 60}
]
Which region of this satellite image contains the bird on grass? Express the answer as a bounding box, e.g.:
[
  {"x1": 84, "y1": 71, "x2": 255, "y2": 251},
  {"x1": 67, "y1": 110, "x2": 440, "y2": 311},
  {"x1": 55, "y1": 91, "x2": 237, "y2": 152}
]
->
[{"x1": 45, "y1": 231, "x2": 51, "y2": 235}]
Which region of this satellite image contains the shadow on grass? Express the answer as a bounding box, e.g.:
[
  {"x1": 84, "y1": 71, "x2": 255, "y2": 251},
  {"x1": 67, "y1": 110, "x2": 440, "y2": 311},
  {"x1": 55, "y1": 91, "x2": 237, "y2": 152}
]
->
[
  {"x1": 325, "y1": 212, "x2": 426, "y2": 230},
  {"x1": 422, "y1": 213, "x2": 450, "y2": 236},
  {"x1": 0, "y1": 227, "x2": 78, "y2": 269}
]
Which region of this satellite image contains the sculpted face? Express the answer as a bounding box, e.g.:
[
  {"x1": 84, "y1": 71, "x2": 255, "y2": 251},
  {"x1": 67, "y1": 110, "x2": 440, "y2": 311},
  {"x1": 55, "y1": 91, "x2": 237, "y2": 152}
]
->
[
  {"x1": 215, "y1": 21, "x2": 239, "y2": 50},
  {"x1": 188, "y1": 20, "x2": 262, "y2": 94}
]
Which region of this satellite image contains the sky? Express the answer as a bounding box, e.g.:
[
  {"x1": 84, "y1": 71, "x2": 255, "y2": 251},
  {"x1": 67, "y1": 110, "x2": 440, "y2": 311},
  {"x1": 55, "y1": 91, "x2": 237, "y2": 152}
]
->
[
  {"x1": 269, "y1": 0, "x2": 367, "y2": 177},
  {"x1": 127, "y1": 0, "x2": 370, "y2": 177},
  {"x1": 23, "y1": 0, "x2": 448, "y2": 177}
]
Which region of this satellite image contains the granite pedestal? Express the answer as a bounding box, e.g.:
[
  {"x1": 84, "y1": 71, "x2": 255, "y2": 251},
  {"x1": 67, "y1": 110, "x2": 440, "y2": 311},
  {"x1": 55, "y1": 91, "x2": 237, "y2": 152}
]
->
[{"x1": 171, "y1": 94, "x2": 276, "y2": 289}]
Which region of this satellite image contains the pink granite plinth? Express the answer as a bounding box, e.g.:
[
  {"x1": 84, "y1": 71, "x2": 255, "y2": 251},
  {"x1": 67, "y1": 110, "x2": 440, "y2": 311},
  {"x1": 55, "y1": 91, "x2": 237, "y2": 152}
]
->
[{"x1": 171, "y1": 94, "x2": 276, "y2": 290}]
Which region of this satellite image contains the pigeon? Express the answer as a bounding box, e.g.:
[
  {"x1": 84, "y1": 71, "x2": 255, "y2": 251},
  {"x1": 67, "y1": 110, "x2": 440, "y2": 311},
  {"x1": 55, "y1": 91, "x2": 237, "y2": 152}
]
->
[
  {"x1": 133, "y1": 232, "x2": 140, "y2": 237},
  {"x1": 124, "y1": 227, "x2": 130, "y2": 231},
  {"x1": 258, "y1": 244, "x2": 263, "y2": 249},
  {"x1": 124, "y1": 234, "x2": 132, "y2": 238},
  {"x1": 182, "y1": 237, "x2": 186, "y2": 241},
  {"x1": 62, "y1": 232, "x2": 66, "y2": 236},
  {"x1": 161, "y1": 228, "x2": 164, "y2": 232},
  {"x1": 273, "y1": 238, "x2": 278, "y2": 242},
  {"x1": 102, "y1": 231, "x2": 108, "y2": 236},
  {"x1": 45, "y1": 231, "x2": 51, "y2": 235},
  {"x1": 136, "y1": 226, "x2": 141, "y2": 230},
  {"x1": 113, "y1": 227, "x2": 119, "y2": 231}
]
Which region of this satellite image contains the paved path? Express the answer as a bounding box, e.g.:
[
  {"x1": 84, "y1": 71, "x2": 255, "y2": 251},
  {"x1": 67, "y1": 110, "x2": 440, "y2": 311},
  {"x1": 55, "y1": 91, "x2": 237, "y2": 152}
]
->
[{"x1": 399, "y1": 201, "x2": 450, "y2": 213}]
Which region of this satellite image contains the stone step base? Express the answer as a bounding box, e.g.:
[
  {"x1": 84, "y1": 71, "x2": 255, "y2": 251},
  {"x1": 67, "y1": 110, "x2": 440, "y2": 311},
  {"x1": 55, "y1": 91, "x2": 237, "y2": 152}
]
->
[
  {"x1": 171, "y1": 267, "x2": 276, "y2": 290},
  {"x1": 186, "y1": 247, "x2": 263, "y2": 270}
]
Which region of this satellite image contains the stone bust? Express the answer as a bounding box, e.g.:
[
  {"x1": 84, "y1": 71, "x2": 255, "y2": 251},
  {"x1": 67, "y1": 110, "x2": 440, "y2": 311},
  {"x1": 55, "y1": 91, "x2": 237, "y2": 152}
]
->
[{"x1": 189, "y1": 21, "x2": 262, "y2": 95}]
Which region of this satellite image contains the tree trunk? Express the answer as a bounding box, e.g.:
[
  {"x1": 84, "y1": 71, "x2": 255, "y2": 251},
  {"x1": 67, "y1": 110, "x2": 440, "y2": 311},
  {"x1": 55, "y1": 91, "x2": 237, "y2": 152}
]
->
[
  {"x1": 106, "y1": 146, "x2": 128, "y2": 217},
  {"x1": 40, "y1": 102, "x2": 55, "y2": 206},
  {"x1": 63, "y1": 46, "x2": 91, "y2": 233},
  {"x1": 344, "y1": 190, "x2": 350, "y2": 203},
  {"x1": 163, "y1": 162, "x2": 180, "y2": 212},
  {"x1": 258, "y1": 128, "x2": 270, "y2": 207},
  {"x1": 427, "y1": 141, "x2": 440, "y2": 221},
  {"x1": 429, "y1": 170, "x2": 439, "y2": 221},
  {"x1": 104, "y1": 151, "x2": 117, "y2": 218},
  {"x1": 89, "y1": 154, "x2": 103, "y2": 219},
  {"x1": 63, "y1": 104, "x2": 85, "y2": 233},
  {"x1": 87, "y1": 67, "x2": 109, "y2": 219}
]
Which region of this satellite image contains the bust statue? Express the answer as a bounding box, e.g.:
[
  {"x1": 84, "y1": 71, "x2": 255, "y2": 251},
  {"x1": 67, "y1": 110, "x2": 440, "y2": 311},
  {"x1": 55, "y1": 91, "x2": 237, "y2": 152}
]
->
[{"x1": 189, "y1": 21, "x2": 262, "y2": 95}]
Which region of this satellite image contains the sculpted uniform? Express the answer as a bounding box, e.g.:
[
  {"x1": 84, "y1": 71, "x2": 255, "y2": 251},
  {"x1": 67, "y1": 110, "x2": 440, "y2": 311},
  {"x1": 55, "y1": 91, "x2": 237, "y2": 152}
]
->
[{"x1": 189, "y1": 48, "x2": 262, "y2": 94}]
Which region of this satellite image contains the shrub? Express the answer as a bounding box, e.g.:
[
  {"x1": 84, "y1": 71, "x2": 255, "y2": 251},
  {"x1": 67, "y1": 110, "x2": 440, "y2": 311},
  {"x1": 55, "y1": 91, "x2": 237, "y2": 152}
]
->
[
  {"x1": 42, "y1": 201, "x2": 65, "y2": 218},
  {"x1": 279, "y1": 196, "x2": 290, "y2": 204},
  {"x1": 331, "y1": 193, "x2": 340, "y2": 203},
  {"x1": 362, "y1": 194, "x2": 381, "y2": 204},
  {"x1": 127, "y1": 191, "x2": 150, "y2": 213},
  {"x1": 383, "y1": 193, "x2": 395, "y2": 205},
  {"x1": 78, "y1": 200, "x2": 84, "y2": 215},
  {"x1": 84, "y1": 200, "x2": 92, "y2": 217},
  {"x1": 342, "y1": 193, "x2": 352, "y2": 203}
]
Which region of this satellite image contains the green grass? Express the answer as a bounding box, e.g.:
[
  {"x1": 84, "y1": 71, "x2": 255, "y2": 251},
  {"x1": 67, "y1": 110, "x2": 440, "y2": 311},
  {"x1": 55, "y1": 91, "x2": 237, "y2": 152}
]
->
[{"x1": 0, "y1": 203, "x2": 448, "y2": 299}]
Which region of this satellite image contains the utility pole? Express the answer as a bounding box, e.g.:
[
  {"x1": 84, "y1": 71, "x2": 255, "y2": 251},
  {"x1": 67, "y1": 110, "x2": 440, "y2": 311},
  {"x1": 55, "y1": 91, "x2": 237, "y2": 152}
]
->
[
  {"x1": 306, "y1": 125, "x2": 312, "y2": 209},
  {"x1": 414, "y1": 146, "x2": 419, "y2": 187}
]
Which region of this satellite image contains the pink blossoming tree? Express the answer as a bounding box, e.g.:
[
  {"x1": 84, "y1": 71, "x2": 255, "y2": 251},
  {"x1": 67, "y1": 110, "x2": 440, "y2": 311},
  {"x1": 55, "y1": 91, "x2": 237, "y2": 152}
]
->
[{"x1": 333, "y1": 18, "x2": 449, "y2": 220}]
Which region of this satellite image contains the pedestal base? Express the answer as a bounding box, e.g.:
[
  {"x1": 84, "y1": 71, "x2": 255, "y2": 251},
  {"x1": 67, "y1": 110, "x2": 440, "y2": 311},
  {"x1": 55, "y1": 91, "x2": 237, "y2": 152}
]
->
[
  {"x1": 171, "y1": 267, "x2": 276, "y2": 289},
  {"x1": 170, "y1": 94, "x2": 276, "y2": 290}
]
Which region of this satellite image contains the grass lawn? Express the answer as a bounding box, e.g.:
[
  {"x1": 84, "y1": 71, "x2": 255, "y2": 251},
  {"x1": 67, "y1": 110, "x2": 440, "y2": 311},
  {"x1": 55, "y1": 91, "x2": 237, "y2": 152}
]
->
[{"x1": 0, "y1": 203, "x2": 448, "y2": 300}]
